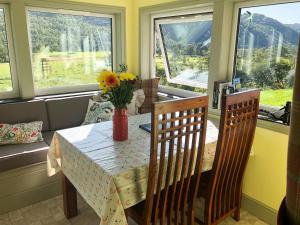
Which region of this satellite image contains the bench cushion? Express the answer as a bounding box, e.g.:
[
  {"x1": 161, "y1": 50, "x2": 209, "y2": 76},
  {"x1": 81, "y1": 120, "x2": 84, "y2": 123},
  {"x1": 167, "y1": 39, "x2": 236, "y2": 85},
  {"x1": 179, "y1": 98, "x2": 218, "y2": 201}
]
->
[
  {"x1": 0, "y1": 100, "x2": 49, "y2": 131},
  {"x1": 0, "y1": 141, "x2": 49, "y2": 172},
  {"x1": 46, "y1": 95, "x2": 92, "y2": 130}
]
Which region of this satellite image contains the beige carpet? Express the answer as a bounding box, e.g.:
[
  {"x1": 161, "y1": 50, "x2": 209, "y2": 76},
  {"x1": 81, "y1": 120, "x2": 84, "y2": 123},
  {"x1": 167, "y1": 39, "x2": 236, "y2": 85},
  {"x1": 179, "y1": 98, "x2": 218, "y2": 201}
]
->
[{"x1": 0, "y1": 195, "x2": 268, "y2": 225}]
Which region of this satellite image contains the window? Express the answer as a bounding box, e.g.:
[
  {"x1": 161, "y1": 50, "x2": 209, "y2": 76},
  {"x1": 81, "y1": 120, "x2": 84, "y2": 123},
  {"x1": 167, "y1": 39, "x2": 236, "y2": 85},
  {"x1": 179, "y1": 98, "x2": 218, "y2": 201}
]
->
[
  {"x1": 27, "y1": 8, "x2": 114, "y2": 93},
  {"x1": 0, "y1": 6, "x2": 17, "y2": 97},
  {"x1": 233, "y1": 2, "x2": 300, "y2": 109},
  {"x1": 154, "y1": 13, "x2": 213, "y2": 94}
]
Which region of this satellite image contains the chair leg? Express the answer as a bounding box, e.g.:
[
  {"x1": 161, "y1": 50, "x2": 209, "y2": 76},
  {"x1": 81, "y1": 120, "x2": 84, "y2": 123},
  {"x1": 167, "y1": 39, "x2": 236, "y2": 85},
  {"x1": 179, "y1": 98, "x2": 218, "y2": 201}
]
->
[
  {"x1": 187, "y1": 210, "x2": 195, "y2": 225},
  {"x1": 233, "y1": 190, "x2": 242, "y2": 221},
  {"x1": 62, "y1": 173, "x2": 78, "y2": 219},
  {"x1": 233, "y1": 208, "x2": 240, "y2": 221}
]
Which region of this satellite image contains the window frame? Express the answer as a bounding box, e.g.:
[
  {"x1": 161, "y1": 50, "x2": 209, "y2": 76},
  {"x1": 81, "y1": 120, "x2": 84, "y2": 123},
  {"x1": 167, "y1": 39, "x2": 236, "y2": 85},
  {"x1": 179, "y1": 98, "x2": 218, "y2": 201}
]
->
[
  {"x1": 225, "y1": 0, "x2": 300, "y2": 128},
  {"x1": 26, "y1": 6, "x2": 116, "y2": 96},
  {"x1": 154, "y1": 13, "x2": 213, "y2": 90},
  {"x1": 0, "y1": 4, "x2": 19, "y2": 99},
  {"x1": 228, "y1": 0, "x2": 300, "y2": 86},
  {"x1": 144, "y1": 3, "x2": 213, "y2": 98}
]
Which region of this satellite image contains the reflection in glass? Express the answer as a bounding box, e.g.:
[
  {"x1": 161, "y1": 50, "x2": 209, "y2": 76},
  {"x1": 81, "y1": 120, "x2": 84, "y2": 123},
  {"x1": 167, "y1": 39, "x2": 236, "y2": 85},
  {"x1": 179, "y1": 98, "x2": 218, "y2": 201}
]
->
[
  {"x1": 28, "y1": 10, "x2": 112, "y2": 90},
  {"x1": 156, "y1": 14, "x2": 212, "y2": 92},
  {"x1": 0, "y1": 8, "x2": 13, "y2": 92},
  {"x1": 234, "y1": 3, "x2": 300, "y2": 106}
]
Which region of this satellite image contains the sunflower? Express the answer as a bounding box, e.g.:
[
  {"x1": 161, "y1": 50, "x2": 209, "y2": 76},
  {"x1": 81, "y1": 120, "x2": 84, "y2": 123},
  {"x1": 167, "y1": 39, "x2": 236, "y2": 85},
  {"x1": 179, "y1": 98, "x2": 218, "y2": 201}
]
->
[
  {"x1": 97, "y1": 71, "x2": 112, "y2": 89},
  {"x1": 105, "y1": 73, "x2": 120, "y2": 87},
  {"x1": 119, "y1": 72, "x2": 136, "y2": 81}
]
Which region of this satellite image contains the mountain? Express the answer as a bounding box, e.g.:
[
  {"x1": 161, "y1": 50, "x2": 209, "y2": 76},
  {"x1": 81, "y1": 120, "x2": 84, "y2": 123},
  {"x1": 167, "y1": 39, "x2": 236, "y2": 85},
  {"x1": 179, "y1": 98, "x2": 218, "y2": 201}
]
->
[
  {"x1": 286, "y1": 23, "x2": 300, "y2": 33},
  {"x1": 160, "y1": 13, "x2": 299, "y2": 49},
  {"x1": 237, "y1": 13, "x2": 299, "y2": 48},
  {"x1": 160, "y1": 21, "x2": 212, "y2": 45}
]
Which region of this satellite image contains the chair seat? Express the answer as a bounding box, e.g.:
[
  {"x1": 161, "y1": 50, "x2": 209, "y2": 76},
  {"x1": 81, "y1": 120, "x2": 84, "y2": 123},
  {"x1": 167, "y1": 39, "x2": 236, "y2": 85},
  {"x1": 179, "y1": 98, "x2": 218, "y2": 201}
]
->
[
  {"x1": 125, "y1": 201, "x2": 146, "y2": 224},
  {"x1": 0, "y1": 141, "x2": 49, "y2": 172},
  {"x1": 195, "y1": 197, "x2": 205, "y2": 223}
]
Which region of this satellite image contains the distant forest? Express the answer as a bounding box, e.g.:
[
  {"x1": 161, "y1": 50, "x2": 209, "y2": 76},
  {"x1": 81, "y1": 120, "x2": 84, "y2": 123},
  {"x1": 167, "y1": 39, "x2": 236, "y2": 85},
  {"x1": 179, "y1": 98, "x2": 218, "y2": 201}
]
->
[{"x1": 0, "y1": 10, "x2": 112, "y2": 63}]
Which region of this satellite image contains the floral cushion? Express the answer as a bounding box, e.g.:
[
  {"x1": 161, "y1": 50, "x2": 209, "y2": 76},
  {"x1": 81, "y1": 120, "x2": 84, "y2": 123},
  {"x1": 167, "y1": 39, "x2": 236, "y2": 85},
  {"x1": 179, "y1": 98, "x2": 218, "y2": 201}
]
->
[
  {"x1": 82, "y1": 99, "x2": 114, "y2": 125},
  {"x1": 0, "y1": 121, "x2": 43, "y2": 145}
]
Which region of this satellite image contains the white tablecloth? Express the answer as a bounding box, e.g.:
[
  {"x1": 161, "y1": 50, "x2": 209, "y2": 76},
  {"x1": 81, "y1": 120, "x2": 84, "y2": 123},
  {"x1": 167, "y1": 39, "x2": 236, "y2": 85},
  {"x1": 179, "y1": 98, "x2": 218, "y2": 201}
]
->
[{"x1": 47, "y1": 113, "x2": 218, "y2": 225}]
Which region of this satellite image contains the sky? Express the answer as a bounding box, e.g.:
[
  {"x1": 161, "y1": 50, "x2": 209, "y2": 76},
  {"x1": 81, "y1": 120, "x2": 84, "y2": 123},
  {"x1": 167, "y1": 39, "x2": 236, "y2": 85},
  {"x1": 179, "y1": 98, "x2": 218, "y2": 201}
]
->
[{"x1": 241, "y1": 2, "x2": 300, "y2": 24}]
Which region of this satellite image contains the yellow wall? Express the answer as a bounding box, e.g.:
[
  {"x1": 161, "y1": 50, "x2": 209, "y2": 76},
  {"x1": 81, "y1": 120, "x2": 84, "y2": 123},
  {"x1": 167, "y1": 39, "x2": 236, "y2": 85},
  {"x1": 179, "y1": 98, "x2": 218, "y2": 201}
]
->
[
  {"x1": 73, "y1": 0, "x2": 288, "y2": 212},
  {"x1": 243, "y1": 127, "x2": 288, "y2": 210}
]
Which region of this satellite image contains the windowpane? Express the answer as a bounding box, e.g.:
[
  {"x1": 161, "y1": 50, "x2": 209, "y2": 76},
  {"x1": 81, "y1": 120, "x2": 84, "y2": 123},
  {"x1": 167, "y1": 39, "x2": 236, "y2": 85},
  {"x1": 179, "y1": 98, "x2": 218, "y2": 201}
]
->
[
  {"x1": 27, "y1": 9, "x2": 113, "y2": 90},
  {"x1": 155, "y1": 14, "x2": 212, "y2": 93},
  {"x1": 234, "y1": 3, "x2": 300, "y2": 107},
  {"x1": 0, "y1": 8, "x2": 13, "y2": 93}
]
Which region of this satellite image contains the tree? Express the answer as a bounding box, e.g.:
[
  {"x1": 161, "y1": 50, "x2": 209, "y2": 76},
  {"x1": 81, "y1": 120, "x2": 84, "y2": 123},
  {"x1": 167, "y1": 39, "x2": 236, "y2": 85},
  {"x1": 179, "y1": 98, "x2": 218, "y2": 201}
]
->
[
  {"x1": 252, "y1": 60, "x2": 292, "y2": 89},
  {"x1": 271, "y1": 60, "x2": 291, "y2": 89},
  {"x1": 252, "y1": 65, "x2": 274, "y2": 88}
]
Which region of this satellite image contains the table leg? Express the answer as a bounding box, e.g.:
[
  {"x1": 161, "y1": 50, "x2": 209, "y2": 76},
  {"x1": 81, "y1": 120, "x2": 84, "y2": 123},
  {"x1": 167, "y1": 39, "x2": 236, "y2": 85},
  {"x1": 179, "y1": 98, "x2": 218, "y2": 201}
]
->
[{"x1": 62, "y1": 173, "x2": 78, "y2": 219}]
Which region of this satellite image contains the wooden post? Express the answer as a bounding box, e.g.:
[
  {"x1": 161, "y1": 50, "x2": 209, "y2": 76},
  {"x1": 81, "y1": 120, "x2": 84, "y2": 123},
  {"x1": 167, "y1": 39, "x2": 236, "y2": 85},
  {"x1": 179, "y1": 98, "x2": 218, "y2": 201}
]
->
[
  {"x1": 62, "y1": 174, "x2": 78, "y2": 219},
  {"x1": 284, "y1": 38, "x2": 300, "y2": 224}
]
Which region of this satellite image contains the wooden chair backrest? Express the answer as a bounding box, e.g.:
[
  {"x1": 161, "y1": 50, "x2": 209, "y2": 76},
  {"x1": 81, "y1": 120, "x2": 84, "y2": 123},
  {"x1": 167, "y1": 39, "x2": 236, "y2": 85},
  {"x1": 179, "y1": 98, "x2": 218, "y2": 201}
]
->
[
  {"x1": 207, "y1": 89, "x2": 260, "y2": 224},
  {"x1": 144, "y1": 96, "x2": 209, "y2": 225}
]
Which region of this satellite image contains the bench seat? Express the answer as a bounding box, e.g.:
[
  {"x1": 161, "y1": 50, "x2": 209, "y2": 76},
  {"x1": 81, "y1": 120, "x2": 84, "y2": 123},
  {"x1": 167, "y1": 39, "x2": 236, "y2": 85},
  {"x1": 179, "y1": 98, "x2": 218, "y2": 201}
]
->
[{"x1": 0, "y1": 142, "x2": 49, "y2": 172}]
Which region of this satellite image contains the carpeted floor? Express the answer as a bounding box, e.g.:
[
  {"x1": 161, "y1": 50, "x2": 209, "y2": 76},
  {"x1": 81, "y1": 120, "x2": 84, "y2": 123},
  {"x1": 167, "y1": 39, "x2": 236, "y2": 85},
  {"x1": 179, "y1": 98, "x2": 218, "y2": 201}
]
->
[{"x1": 0, "y1": 195, "x2": 268, "y2": 225}]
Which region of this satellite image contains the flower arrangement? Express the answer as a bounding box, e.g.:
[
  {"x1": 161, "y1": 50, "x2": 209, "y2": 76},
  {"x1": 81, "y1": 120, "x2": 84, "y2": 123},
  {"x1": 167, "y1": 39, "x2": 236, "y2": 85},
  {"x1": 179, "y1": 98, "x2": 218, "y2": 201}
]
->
[{"x1": 97, "y1": 64, "x2": 137, "y2": 109}]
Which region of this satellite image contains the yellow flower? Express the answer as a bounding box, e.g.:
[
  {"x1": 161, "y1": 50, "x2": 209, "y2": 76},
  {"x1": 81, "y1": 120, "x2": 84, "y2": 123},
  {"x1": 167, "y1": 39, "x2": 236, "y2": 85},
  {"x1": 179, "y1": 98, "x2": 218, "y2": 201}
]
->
[
  {"x1": 119, "y1": 72, "x2": 136, "y2": 81},
  {"x1": 97, "y1": 70, "x2": 112, "y2": 89},
  {"x1": 105, "y1": 72, "x2": 120, "y2": 88},
  {"x1": 97, "y1": 70, "x2": 120, "y2": 93},
  {"x1": 101, "y1": 86, "x2": 109, "y2": 94}
]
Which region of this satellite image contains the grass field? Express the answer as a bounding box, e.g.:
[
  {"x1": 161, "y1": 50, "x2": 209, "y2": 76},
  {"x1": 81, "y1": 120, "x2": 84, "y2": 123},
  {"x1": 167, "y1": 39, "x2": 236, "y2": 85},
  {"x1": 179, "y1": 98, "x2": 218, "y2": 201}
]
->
[
  {"x1": 260, "y1": 88, "x2": 293, "y2": 107},
  {"x1": 0, "y1": 63, "x2": 12, "y2": 92}
]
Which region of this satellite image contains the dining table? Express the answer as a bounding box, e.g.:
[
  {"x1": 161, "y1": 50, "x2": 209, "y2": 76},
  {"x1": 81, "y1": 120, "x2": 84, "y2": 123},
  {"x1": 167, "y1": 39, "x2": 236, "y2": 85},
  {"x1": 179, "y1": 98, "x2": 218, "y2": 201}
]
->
[{"x1": 47, "y1": 113, "x2": 219, "y2": 225}]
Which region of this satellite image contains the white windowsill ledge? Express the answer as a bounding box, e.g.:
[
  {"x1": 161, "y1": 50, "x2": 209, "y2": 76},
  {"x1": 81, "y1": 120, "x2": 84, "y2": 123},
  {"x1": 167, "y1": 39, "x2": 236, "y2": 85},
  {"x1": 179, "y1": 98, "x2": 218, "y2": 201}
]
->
[
  {"x1": 209, "y1": 108, "x2": 289, "y2": 135},
  {"x1": 158, "y1": 90, "x2": 290, "y2": 135}
]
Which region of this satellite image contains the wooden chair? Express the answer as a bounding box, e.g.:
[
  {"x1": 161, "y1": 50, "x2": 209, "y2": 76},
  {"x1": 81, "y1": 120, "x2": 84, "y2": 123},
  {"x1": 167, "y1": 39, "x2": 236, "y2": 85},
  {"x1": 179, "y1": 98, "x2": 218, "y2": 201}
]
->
[
  {"x1": 195, "y1": 89, "x2": 260, "y2": 225},
  {"x1": 125, "y1": 96, "x2": 209, "y2": 225}
]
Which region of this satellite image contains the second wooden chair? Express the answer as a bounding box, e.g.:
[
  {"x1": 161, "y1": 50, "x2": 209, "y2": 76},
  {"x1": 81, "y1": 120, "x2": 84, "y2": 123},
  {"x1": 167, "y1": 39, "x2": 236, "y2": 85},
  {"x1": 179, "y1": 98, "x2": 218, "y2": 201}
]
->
[{"x1": 195, "y1": 89, "x2": 260, "y2": 225}]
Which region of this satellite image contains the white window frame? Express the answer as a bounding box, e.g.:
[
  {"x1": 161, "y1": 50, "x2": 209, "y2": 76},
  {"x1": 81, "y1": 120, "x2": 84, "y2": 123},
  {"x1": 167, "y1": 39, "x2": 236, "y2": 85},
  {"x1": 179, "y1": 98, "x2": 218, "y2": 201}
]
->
[
  {"x1": 155, "y1": 13, "x2": 213, "y2": 90},
  {"x1": 0, "y1": 4, "x2": 19, "y2": 99},
  {"x1": 227, "y1": 0, "x2": 300, "y2": 84},
  {"x1": 224, "y1": 0, "x2": 299, "y2": 132},
  {"x1": 148, "y1": 5, "x2": 213, "y2": 98},
  {"x1": 26, "y1": 6, "x2": 116, "y2": 96}
]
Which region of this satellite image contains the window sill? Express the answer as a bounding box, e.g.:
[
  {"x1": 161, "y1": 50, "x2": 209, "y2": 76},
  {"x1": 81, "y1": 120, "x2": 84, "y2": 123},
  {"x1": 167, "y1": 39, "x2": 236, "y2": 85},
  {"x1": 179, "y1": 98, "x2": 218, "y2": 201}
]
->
[
  {"x1": 0, "y1": 90, "x2": 98, "y2": 105},
  {"x1": 35, "y1": 90, "x2": 98, "y2": 100},
  {"x1": 208, "y1": 108, "x2": 290, "y2": 135},
  {"x1": 158, "y1": 92, "x2": 290, "y2": 135},
  {"x1": 158, "y1": 85, "x2": 205, "y2": 98}
]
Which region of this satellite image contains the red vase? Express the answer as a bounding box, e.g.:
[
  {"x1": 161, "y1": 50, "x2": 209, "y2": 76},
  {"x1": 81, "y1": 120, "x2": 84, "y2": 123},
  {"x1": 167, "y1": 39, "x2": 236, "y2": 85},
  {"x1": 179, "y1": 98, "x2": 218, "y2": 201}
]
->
[{"x1": 113, "y1": 108, "x2": 128, "y2": 141}]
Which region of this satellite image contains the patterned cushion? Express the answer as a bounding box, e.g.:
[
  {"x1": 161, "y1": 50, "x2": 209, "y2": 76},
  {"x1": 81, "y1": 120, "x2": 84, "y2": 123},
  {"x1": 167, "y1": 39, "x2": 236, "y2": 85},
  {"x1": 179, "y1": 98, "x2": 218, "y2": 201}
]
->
[
  {"x1": 127, "y1": 89, "x2": 145, "y2": 116},
  {"x1": 82, "y1": 99, "x2": 114, "y2": 125},
  {"x1": 0, "y1": 121, "x2": 43, "y2": 145},
  {"x1": 134, "y1": 78, "x2": 160, "y2": 113}
]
